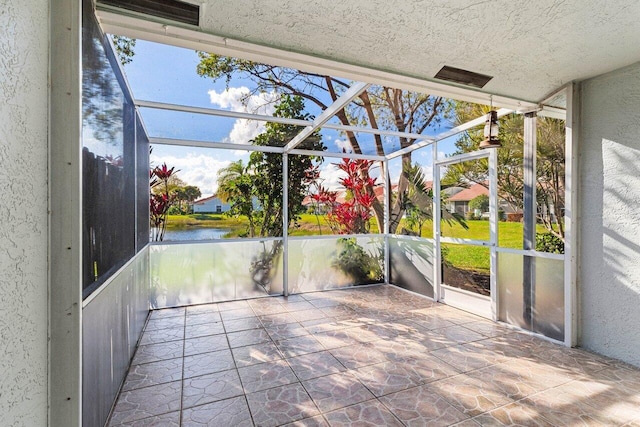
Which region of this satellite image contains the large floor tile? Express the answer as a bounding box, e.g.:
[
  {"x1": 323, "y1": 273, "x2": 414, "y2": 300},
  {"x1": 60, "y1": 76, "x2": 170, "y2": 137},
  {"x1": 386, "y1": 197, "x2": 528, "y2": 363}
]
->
[
  {"x1": 286, "y1": 351, "x2": 347, "y2": 381},
  {"x1": 182, "y1": 396, "x2": 253, "y2": 427},
  {"x1": 379, "y1": 385, "x2": 471, "y2": 427},
  {"x1": 238, "y1": 359, "x2": 298, "y2": 393},
  {"x1": 303, "y1": 372, "x2": 375, "y2": 413},
  {"x1": 183, "y1": 349, "x2": 236, "y2": 378},
  {"x1": 122, "y1": 358, "x2": 183, "y2": 391},
  {"x1": 324, "y1": 400, "x2": 403, "y2": 427},
  {"x1": 182, "y1": 369, "x2": 243, "y2": 409},
  {"x1": 246, "y1": 383, "x2": 320, "y2": 427},
  {"x1": 109, "y1": 381, "x2": 182, "y2": 425}
]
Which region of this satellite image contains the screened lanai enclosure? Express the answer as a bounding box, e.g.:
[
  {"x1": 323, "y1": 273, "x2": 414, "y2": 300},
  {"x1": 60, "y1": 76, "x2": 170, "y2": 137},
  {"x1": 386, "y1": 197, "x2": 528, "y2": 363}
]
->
[{"x1": 80, "y1": 1, "x2": 577, "y2": 425}]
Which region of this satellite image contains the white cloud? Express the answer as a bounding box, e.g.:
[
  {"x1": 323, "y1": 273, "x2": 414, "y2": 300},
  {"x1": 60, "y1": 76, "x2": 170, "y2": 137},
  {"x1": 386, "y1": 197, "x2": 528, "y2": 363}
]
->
[
  {"x1": 208, "y1": 87, "x2": 280, "y2": 145},
  {"x1": 151, "y1": 152, "x2": 232, "y2": 196},
  {"x1": 334, "y1": 138, "x2": 353, "y2": 153},
  {"x1": 318, "y1": 162, "x2": 346, "y2": 191}
]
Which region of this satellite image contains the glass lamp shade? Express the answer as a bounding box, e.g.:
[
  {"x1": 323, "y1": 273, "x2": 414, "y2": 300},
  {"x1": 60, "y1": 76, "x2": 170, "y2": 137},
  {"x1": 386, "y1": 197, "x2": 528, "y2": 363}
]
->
[{"x1": 480, "y1": 110, "x2": 501, "y2": 149}]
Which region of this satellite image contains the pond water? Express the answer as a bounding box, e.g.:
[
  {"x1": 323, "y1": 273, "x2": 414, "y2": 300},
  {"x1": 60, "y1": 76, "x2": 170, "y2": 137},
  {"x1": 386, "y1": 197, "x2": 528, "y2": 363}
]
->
[{"x1": 161, "y1": 228, "x2": 230, "y2": 241}]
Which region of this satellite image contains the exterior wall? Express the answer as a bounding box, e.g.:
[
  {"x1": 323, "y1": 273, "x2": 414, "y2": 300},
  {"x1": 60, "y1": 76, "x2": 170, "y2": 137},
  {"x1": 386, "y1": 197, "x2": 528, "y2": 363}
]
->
[
  {"x1": 194, "y1": 197, "x2": 230, "y2": 213},
  {"x1": 0, "y1": 1, "x2": 49, "y2": 425},
  {"x1": 579, "y1": 61, "x2": 640, "y2": 367}
]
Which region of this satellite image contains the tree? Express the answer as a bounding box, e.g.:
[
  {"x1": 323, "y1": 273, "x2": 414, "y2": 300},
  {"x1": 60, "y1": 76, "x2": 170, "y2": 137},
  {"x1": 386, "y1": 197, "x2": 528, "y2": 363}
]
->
[
  {"x1": 217, "y1": 160, "x2": 257, "y2": 237},
  {"x1": 249, "y1": 95, "x2": 324, "y2": 237},
  {"x1": 216, "y1": 95, "x2": 324, "y2": 237},
  {"x1": 172, "y1": 185, "x2": 202, "y2": 214},
  {"x1": 444, "y1": 102, "x2": 565, "y2": 239},
  {"x1": 111, "y1": 36, "x2": 136, "y2": 66},
  {"x1": 197, "y1": 54, "x2": 452, "y2": 234},
  {"x1": 401, "y1": 163, "x2": 433, "y2": 236},
  {"x1": 469, "y1": 194, "x2": 490, "y2": 213},
  {"x1": 401, "y1": 163, "x2": 467, "y2": 235}
]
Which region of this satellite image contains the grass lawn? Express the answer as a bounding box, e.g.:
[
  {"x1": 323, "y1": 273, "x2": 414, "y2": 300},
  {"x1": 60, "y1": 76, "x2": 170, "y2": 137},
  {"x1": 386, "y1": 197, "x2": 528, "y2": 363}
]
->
[{"x1": 166, "y1": 214, "x2": 543, "y2": 272}]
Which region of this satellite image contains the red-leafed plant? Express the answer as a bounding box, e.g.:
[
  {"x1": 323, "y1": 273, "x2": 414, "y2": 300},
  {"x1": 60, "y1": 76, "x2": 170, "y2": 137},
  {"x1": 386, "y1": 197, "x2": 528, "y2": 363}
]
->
[
  {"x1": 314, "y1": 158, "x2": 377, "y2": 234},
  {"x1": 310, "y1": 158, "x2": 383, "y2": 283},
  {"x1": 150, "y1": 163, "x2": 178, "y2": 241}
]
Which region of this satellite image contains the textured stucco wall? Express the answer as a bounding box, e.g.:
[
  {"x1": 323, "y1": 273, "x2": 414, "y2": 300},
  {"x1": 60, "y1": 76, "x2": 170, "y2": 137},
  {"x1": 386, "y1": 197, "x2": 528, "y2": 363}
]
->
[
  {"x1": 0, "y1": 1, "x2": 50, "y2": 425},
  {"x1": 579, "y1": 62, "x2": 640, "y2": 367}
]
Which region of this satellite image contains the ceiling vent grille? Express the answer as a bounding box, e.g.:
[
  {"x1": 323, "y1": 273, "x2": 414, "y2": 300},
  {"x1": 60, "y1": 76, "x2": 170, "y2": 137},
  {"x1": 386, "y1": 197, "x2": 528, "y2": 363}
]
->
[
  {"x1": 98, "y1": 0, "x2": 200, "y2": 26},
  {"x1": 434, "y1": 66, "x2": 493, "y2": 88}
]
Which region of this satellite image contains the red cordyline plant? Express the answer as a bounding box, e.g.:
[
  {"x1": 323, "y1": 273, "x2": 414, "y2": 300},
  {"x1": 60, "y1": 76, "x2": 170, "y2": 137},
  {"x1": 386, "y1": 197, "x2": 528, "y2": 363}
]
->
[
  {"x1": 311, "y1": 158, "x2": 377, "y2": 234},
  {"x1": 150, "y1": 163, "x2": 178, "y2": 241}
]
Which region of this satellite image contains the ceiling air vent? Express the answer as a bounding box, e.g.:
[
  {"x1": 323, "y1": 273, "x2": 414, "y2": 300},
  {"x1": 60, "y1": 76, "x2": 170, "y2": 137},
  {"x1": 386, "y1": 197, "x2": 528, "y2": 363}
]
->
[
  {"x1": 99, "y1": 0, "x2": 200, "y2": 26},
  {"x1": 434, "y1": 66, "x2": 493, "y2": 88}
]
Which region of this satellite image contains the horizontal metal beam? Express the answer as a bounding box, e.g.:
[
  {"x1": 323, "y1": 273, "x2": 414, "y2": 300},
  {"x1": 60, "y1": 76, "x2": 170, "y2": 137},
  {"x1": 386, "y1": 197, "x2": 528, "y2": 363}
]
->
[
  {"x1": 439, "y1": 237, "x2": 492, "y2": 246},
  {"x1": 433, "y1": 148, "x2": 489, "y2": 166},
  {"x1": 538, "y1": 105, "x2": 566, "y2": 120},
  {"x1": 136, "y1": 99, "x2": 310, "y2": 126},
  {"x1": 149, "y1": 137, "x2": 285, "y2": 153},
  {"x1": 138, "y1": 99, "x2": 442, "y2": 143},
  {"x1": 323, "y1": 123, "x2": 429, "y2": 141},
  {"x1": 284, "y1": 82, "x2": 370, "y2": 152},
  {"x1": 495, "y1": 246, "x2": 565, "y2": 261},
  {"x1": 289, "y1": 148, "x2": 385, "y2": 161}
]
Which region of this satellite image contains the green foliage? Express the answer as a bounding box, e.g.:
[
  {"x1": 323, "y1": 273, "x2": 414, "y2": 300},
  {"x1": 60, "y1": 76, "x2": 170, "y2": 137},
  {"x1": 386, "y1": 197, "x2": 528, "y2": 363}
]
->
[
  {"x1": 536, "y1": 232, "x2": 565, "y2": 254},
  {"x1": 171, "y1": 185, "x2": 202, "y2": 214},
  {"x1": 216, "y1": 95, "x2": 324, "y2": 237},
  {"x1": 401, "y1": 163, "x2": 433, "y2": 236},
  {"x1": 249, "y1": 95, "x2": 324, "y2": 237},
  {"x1": 332, "y1": 238, "x2": 382, "y2": 284},
  {"x1": 111, "y1": 36, "x2": 136, "y2": 66},
  {"x1": 217, "y1": 160, "x2": 258, "y2": 236},
  {"x1": 469, "y1": 194, "x2": 489, "y2": 212}
]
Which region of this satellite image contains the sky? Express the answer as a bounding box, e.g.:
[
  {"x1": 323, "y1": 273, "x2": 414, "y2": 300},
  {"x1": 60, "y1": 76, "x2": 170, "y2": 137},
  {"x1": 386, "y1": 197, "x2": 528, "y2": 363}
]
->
[{"x1": 120, "y1": 39, "x2": 461, "y2": 197}]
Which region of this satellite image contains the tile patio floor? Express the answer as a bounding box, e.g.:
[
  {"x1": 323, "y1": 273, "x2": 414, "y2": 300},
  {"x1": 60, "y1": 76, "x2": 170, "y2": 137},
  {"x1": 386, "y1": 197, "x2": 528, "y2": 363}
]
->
[{"x1": 108, "y1": 285, "x2": 640, "y2": 426}]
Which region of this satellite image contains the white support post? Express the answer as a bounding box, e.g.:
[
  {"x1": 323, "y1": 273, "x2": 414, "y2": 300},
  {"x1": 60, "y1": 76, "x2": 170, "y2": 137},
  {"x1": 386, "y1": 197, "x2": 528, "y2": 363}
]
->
[
  {"x1": 50, "y1": 0, "x2": 83, "y2": 425},
  {"x1": 383, "y1": 159, "x2": 390, "y2": 285},
  {"x1": 432, "y1": 143, "x2": 442, "y2": 302},
  {"x1": 523, "y1": 112, "x2": 538, "y2": 329},
  {"x1": 282, "y1": 153, "x2": 289, "y2": 297},
  {"x1": 564, "y1": 84, "x2": 579, "y2": 347},
  {"x1": 488, "y1": 148, "x2": 499, "y2": 321}
]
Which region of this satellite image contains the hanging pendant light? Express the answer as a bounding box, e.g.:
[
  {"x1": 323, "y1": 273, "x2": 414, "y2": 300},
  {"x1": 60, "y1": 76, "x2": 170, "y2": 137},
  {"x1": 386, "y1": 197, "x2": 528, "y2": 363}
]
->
[{"x1": 479, "y1": 97, "x2": 501, "y2": 149}]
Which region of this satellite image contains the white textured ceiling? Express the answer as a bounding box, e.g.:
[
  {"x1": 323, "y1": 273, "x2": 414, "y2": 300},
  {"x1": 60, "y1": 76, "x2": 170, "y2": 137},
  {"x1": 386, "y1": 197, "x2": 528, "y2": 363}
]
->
[{"x1": 194, "y1": 0, "x2": 640, "y2": 103}]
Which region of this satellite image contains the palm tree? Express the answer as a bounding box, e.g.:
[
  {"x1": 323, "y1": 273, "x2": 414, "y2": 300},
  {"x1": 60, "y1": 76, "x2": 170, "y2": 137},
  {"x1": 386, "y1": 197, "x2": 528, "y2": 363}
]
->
[{"x1": 217, "y1": 160, "x2": 256, "y2": 237}]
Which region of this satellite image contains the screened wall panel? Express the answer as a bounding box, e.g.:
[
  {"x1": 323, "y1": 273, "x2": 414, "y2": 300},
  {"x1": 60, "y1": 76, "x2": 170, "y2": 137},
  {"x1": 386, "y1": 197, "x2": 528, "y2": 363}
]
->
[
  {"x1": 389, "y1": 236, "x2": 435, "y2": 298},
  {"x1": 82, "y1": 0, "x2": 148, "y2": 298},
  {"x1": 287, "y1": 236, "x2": 384, "y2": 293},
  {"x1": 498, "y1": 251, "x2": 564, "y2": 341},
  {"x1": 150, "y1": 240, "x2": 283, "y2": 308}
]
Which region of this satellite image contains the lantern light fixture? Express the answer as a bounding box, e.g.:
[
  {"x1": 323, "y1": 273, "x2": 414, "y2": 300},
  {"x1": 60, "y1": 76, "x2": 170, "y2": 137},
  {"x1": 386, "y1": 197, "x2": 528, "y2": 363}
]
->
[{"x1": 479, "y1": 97, "x2": 501, "y2": 149}]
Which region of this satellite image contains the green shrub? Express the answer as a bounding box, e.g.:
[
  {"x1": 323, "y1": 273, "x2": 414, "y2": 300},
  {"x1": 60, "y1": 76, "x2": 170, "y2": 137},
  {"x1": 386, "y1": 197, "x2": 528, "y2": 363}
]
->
[
  {"x1": 535, "y1": 232, "x2": 564, "y2": 254},
  {"x1": 333, "y1": 238, "x2": 382, "y2": 283},
  {"x1": 469, "y1": 194, "x2": 489, "y2": 212}
]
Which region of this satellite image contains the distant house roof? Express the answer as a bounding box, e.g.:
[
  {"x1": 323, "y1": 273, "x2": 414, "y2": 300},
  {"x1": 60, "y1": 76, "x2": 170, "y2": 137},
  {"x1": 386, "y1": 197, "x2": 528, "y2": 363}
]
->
[
  {"x1": 193, "y1": 194, "x2": 218, "y2": 204},
  {"x1": 448, "y1": 183, "x2": 488, "y2": 202}
]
